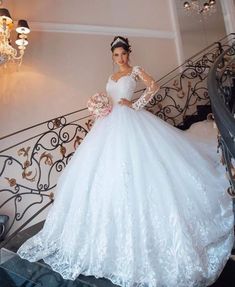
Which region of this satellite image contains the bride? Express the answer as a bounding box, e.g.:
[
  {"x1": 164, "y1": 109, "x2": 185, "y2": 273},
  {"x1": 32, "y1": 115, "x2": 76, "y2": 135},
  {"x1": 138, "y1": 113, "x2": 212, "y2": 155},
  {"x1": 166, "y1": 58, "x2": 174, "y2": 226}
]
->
[{"x1": 18, "y1": 36, "x2": 234, "y2": 287}]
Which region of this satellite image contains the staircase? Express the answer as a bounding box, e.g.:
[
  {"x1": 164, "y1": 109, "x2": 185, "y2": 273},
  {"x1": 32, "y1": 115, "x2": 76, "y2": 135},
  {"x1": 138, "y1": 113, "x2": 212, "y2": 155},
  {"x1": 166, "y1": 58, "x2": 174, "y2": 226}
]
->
[
  {"x1": 208, "y1": 42, "x2": 235, "y2": 198},
  {"x1": 0, "y1": 33, "x2": 235, "y2": 287}
]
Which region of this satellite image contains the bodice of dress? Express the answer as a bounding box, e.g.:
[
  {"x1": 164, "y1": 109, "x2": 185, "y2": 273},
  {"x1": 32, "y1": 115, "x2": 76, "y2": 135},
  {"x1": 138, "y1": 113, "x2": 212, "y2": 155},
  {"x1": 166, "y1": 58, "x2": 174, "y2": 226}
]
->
[
  {"x1": 106, "y1": 67, "x2": 137, "y2": 105},
  {"x1": 106, "y1": 66, "x2": 160, "y2": 110}
]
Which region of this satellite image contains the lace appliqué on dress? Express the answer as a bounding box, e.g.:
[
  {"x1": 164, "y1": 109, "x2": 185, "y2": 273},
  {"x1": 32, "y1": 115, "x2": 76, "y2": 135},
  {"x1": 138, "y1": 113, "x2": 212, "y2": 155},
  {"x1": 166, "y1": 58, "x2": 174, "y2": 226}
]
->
[{"x1": 131, "y1": 66, "x2": 160, "y2": 110}]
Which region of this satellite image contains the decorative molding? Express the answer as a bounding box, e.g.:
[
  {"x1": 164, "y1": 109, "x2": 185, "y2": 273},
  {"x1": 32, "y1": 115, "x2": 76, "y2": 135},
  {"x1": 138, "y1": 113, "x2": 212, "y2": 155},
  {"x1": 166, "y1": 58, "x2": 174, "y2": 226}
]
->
[
  {"x1": 168, "y1": 0, "x2": 184, "y2": 66},
  {"x1": 28, "y1": 22, "x2": 175, "y2": 39},
  {"x1": 220, "y1": 0, "x2": 235, "y2": 35}
]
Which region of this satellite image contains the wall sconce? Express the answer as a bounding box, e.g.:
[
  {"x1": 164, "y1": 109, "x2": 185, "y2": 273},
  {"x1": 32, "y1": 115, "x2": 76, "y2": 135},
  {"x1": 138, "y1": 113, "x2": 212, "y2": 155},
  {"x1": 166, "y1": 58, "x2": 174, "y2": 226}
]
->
[{"x1": 0, "y1": 5, "x2": 30, "y2": 67}]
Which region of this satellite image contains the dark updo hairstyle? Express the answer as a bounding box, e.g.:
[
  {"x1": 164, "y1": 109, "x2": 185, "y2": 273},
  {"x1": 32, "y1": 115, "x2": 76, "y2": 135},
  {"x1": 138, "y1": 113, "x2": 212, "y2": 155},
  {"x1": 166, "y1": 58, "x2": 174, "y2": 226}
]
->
[{"x1": 110, "y1": 36, "x2": 132, "y2": 53}]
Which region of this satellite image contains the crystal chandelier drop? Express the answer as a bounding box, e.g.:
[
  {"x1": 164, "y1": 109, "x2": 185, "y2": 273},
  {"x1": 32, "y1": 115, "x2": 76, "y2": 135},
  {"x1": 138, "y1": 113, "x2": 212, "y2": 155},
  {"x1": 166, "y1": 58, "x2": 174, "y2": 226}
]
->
[
  {"x1": 183, "y1": 0, "x2": 217, "y2": 17},
  {"x1": 0, "y1": 2, "x2": 30, "y2": 67}
]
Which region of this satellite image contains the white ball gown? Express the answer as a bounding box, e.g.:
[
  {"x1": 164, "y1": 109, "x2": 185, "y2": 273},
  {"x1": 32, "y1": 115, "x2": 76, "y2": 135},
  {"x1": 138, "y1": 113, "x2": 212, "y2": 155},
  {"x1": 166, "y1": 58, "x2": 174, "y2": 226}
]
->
[{"x1": 18, "y1": 66, "x2": 234, "y2": 287}]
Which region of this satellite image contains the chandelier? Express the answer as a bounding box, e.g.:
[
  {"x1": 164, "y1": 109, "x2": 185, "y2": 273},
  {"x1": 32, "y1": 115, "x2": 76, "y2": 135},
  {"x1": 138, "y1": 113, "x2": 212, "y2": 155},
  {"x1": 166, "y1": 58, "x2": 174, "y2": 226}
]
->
[
  {"x1": 183, "y1": 0, "x2": 217, "y2": 16},
  {"x1": 0, "y1": 2, "x2": 30, "y2": 67}
]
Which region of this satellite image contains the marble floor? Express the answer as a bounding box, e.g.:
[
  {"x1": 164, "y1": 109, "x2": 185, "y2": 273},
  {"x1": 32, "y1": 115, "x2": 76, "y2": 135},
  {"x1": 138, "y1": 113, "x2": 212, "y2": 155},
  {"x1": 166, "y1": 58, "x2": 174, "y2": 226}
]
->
[{"x1": 0, "y1": 222, "x2": 234, "y2": 287}]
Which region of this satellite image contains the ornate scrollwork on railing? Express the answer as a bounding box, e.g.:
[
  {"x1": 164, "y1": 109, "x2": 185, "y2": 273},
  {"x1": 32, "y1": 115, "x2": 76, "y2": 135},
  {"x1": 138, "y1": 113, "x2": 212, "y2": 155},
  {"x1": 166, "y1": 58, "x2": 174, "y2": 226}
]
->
[
  {"x1": 0, "y1": 117, "x2": 94, "y2": 237},
  {"x1": 218, "y1": 135, "x2": 235, "y2": 197},
  {"x1": 147, "y1": 74, "x2": 209, "y2": 126},
  {"x1": 208, "y1": 44, "x2": 235, "y2": 197},
  {"x1": 144, "y1": 42, "x2": 231, "y2": 127}
]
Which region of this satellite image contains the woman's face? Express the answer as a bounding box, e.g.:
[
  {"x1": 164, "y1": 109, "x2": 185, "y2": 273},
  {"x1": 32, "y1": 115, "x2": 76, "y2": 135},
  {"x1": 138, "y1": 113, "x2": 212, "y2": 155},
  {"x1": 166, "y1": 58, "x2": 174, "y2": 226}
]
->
[{"x1": 112, "y1": 47, "x2": 129, "y2": 67}]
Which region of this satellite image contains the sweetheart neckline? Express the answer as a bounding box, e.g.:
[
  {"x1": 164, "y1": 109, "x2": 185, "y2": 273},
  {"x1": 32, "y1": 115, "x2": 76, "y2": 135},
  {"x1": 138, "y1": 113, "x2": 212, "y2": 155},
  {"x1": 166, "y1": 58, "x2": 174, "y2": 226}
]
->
[
  {"x1": 110, "y1": 66, "x2": 135, "y2": 83},
  {"x1": 109, "y1": 74, "x2": 134, "y2": 84}
]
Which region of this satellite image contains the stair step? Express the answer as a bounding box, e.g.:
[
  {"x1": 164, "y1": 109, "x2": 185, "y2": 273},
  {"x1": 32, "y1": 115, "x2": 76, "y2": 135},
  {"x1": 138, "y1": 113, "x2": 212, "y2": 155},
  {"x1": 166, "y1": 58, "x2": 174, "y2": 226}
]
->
[
  {"x1": 177, "y1": 105, "x2": 212, "y2": 130},
  {"x1": 196, "y1": 105, "x2": 212, "y2": 117}
]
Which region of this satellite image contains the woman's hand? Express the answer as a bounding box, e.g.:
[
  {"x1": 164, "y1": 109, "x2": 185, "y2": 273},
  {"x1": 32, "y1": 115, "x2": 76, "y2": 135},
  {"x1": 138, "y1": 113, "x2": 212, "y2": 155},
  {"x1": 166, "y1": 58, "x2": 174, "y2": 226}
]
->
[{"x1": 118, "y1": 98, "x2": 133, "y2": 108}]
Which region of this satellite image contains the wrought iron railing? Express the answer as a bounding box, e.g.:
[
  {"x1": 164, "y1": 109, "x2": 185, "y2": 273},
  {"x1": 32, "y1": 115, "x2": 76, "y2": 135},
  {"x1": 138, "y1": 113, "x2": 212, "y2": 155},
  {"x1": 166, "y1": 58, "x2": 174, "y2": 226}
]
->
[
  {"x1": 0, "y1": 109, "x2": 93, "y2": 244},
  {"x1": 208, "y1": 44, "x2": 235, "y2": 197},
  {"x1": 0, "y1": 33, "x2": 235, "y2": 246},
  {"x1": 145, "y1": 34, "x2": 235, "y2": 127}
]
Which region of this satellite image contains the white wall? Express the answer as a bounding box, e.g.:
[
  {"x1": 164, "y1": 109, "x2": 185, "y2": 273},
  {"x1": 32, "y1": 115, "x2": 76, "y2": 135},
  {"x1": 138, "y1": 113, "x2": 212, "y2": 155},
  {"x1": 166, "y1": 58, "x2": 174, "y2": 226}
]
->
[
  {"x1": 0, "y1": 0, "x2": 178, "y2": 137},
  {"x1": 220, "y1": 0, "x2": 235, "y2": 35}
]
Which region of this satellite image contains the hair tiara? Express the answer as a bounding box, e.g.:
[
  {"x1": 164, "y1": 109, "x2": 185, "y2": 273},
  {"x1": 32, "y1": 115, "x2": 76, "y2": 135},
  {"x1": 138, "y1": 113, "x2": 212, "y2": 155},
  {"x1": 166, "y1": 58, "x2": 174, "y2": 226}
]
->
[{"x1": 111, "y1": 37, "x2": 128, "y2": 48}]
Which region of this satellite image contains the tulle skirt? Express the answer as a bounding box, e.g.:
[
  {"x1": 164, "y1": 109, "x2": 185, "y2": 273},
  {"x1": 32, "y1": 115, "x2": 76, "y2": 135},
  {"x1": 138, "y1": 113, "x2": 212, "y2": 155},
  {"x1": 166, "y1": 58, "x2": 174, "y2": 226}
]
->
[{"x1": 18, "y1": 105, "x2": 234, "y2": 287}]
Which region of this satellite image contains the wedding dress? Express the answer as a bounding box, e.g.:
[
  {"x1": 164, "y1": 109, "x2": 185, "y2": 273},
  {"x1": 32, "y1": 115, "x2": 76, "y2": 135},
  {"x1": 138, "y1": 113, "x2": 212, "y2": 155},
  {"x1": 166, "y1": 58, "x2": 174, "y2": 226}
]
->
[{"x1": 17, "y1": 66, "x2": 234, "y2": 287}]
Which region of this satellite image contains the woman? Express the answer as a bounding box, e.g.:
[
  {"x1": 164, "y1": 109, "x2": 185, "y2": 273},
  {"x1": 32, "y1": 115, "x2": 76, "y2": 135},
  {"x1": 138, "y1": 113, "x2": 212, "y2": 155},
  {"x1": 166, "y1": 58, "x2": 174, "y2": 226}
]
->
[{"x1": 18, "y1": 36, "x2": 234, "y2": 287}]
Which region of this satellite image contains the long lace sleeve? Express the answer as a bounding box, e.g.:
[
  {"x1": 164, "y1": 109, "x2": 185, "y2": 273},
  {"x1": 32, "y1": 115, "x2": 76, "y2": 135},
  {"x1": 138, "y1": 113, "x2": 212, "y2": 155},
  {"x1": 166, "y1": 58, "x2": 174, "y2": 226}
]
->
[{"x1": 132, "y1": 66, "x2": 160, "y2": 110}]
